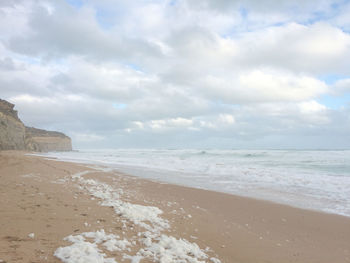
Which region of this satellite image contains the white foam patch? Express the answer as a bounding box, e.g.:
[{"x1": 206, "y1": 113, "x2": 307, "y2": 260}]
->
[
  {"x1": 52, "y1": 177, "x2": 70, "y2": 184},
  {"x1": 84, "y1": 179, "x2": 121, "y2": 201},
  {"x1": 112, "y1": 202, "x2": 169, "y2": 232},
  {"x1": 72, "y1": 170, "x2": 91, "y2": 179},
  {"x1": 55, "y1": 171, "x2": 221, "y2": 263},
  {"x1": 21, "y1": 173, "x2": 35, "y2": 178},
  {"x1": 73, "y1": 172, "x2": 169, "y2": 232},
  {"x1": 54, "y1": 230, "x2": 132, "y2": 263},
  {"x1": 83, "y1": 230, "x2": 131, "y2": 252},
  {"x1": 125, "y1": 255, "x2": 144, "y2": 263},
  {"x1": 54, "y1": 237, "x2": 116, "y2": 263},
  {"x1": 21, "y1": 173, "x2": 41, "y2": 181},
  {"x1": 138, "y1": 233, "x2": 210, "y2": 263},
  {"x1": 103, "y1": 238, "x2": 131, "y2": 252}
]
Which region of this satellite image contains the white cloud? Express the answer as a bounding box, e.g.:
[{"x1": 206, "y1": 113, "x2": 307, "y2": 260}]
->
[
  {"x1": 218, "y1": 114, "x2": 235, "y2": 125},
  {"x1": 298, "y1": 100, "x2": 327, "y2": 114},
  {"x1": 239, "y1": 70, "x2": 327, "y2": 101},
  {"x1": 1, "y1": 0, "x2": 350, "y2": 149},
  {"x1": 127, "y1": 114, "x2": 236, "y2": 133},
  {"x1": 298, "y1": 101, "x2": 329, "y2": 125},
  {"x1": 199, "y1": 70, "x2": 327, "y2": 103},
  {"x1": 71, "y1": 132, "x2": 105, "y2": 143},
  {"x1": 234, "y1": 22, "x2": 350, "y2": 74},
  {"x1": 133, "y1": 117, "x2": 194, "y2": 132},
  {"x1": 55, "y1": 58, "x2": 158, "y2": 102}
]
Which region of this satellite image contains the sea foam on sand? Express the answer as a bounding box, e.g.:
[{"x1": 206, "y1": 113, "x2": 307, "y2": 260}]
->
[{"x1": 54, "y1": 170, "x2": 221, "y2": 263}]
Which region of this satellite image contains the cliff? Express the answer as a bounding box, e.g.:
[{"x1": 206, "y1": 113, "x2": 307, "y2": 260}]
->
[
  {"x1": 25, "y1": 127, "x2": 72, "y2": 152},
  {"x1": 0, "y1": 99, "x2": 26, "y2": 150},
  {"x1": 0, "y1": 99, "x2": 72, "y2": 152}
]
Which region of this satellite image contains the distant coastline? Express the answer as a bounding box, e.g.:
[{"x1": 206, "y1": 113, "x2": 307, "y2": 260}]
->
[{"x1": 0, "y1": 98, "x2": 72, "y2": 152}]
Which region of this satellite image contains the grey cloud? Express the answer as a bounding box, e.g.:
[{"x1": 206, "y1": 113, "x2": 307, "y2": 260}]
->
[
  {"x1": 0, "y1": 78, "x2": 45, "y2": 98},
  {"x1": 7, "y1": 90, "x2": 350, "y2": 149},
  {"x1": 6, "y1": 2, "x2": 162, "y2": 63},
  {"x1": 117, "y1": 105, "x2": 350, "y2": 149},
  {"x1": 186, "y1": 0, "x2": 340, "y2": 15},
  {"x1": 0, "y1": 0, "x2": 25, "y2": 8},
  {"x1": 11, "y1": 95, "x2": 129, "y2": 132},
  {"x1": 50, "y1": 73, "x2": 72, "y2": 87},
  {"x1": 332, "y1": 78, "x2": 350, "y2": 95},
  {"x1": 0, "y1": 57, "x2": 16, "y2": 70}
]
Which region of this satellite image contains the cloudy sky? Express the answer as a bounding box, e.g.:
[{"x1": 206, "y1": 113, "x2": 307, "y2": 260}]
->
[{"x1": 1, "y1": 0, "x2": 350, "y2": 149}]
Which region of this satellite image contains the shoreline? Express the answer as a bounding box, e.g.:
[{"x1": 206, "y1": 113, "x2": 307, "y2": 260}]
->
[
  {"x1": 1, "y1": 151, "x2": 350, "y2": 262},
  {"x1": 32, "y1": 152, "x2": 350, "y2": 219}
]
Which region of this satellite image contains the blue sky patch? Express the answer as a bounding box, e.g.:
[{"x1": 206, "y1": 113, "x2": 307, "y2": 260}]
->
[
  {"x1": 319, "y1": 93, "x2": 350, "y2": 109},
  {"x1": 319, "y1": 74, "x2": 348, "y2": 85},
  {"x1": 65, "y1": 0, "x2": 84, "y2": 9},
  {"x1": 113, "y1": 103, "x2": 127, "y2": 110}
]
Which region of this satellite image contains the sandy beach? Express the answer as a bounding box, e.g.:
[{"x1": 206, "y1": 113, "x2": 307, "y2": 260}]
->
[{"x1": 1, "y1": 151, "x2": 350, "y2": 263}]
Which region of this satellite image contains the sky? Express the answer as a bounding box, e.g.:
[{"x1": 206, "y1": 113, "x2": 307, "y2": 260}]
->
[{"x1": 1, "y1": 0, "x2": 350, "y2": 149}]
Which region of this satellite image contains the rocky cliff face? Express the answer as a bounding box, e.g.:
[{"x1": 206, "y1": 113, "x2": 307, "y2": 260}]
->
[
  {"x1": 0, "y1": 99, "x2": 72, "y2": 152},
  {"x1": 0, "y1": 99, "x2": 26, "y2": 150},
  {"x1": 25, "y1": 127, "x2": 72, "y2": 152}
]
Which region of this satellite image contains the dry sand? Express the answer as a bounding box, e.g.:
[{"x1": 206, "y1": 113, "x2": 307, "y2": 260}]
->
[{"x1": 0, "y1": 151, "x2": 349, "y2": 263}]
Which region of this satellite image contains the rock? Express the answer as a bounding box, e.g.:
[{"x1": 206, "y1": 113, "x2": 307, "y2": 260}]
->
[
  {"x1": 25, "y1": 127, "x2": 72, "y2": 152},
  {"x1": 0, "y1": 98, "x2": 72, "y2": 152},
  {"x1": 0, "y1": 99, "x2": 26, "y2": 150}
]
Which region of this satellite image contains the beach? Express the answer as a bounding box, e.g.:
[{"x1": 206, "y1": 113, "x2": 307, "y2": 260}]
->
[{"x1": 1, "y1": 151, "x2": 350, "y2": 263}]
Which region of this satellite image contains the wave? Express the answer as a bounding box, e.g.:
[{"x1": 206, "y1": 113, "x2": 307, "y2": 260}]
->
[{"x1": 34, "y1": 149, "x2": 350, "y2": 217}]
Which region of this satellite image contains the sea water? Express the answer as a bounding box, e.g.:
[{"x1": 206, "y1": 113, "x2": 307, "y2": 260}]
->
[{"x1": 38, "y1": 149, "x2": 350, "y2": 217}]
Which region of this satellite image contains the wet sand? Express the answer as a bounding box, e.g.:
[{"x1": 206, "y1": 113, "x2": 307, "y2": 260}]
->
[{"x1": 0, "y1": 151, "x2": 349, "y2": 263}]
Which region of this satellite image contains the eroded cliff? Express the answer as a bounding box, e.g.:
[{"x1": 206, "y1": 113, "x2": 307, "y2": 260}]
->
[
  {"x1": 25, "y1": 127, "x2": 72, "y2": 152},
  {"x1": 0, "y1": 99, "x2": 72, "y2": 152},
  {"x1": 0, "y1": 99, "x2": 26, "y2": 150}
]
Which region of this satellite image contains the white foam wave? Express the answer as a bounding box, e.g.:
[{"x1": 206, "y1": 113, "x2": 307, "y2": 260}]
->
[{"x1": 39, "y1": 149, "x2": 350, "y2": 217}]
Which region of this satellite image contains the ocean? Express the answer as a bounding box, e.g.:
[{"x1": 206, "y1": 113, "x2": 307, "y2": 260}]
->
[{"x1": 37, "y1": 149, "x2": 350, "y2": 217}]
